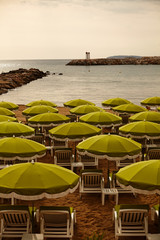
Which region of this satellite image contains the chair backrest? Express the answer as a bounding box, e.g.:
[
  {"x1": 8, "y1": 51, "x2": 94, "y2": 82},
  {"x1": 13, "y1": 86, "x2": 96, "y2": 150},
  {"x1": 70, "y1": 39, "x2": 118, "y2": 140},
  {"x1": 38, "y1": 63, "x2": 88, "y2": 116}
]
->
[
  {"x1": 78, "y1": 154, "x2": 98, "y2": 167},
  {"x1": 81, "y1": 170, "x2": 104, "y2": 189},
  {"x1": 146, "y1": 148, "x2": 160, "y2": 160},
  {"x1": 54, "y1": 149, "x2": 73, "y2": 166},
  {"x1": 29, "y1": 135, "x2": 44, "y2": 144},
  {"x1": 53, "y1": 139, "x2": 67, "y2": 149},
  {"x1": 119, "y1": 209, "x2": 148, "y2": 224},
  {"x1": 1, "y1": 210, "x2": 29, "y2": 225}
]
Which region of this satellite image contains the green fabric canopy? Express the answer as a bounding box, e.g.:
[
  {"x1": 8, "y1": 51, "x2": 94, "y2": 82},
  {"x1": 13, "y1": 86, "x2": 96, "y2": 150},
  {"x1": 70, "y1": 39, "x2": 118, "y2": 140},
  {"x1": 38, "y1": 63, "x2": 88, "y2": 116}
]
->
[
  {"x1": 22, "y1": 105, "x2": 58, "y2": 116},
  {"x1": 0, "y1": 162, "x2": 79, "y2": 200},
  {"x1": 102, "y1": 98, "x2": 131, "y2": 107},
  {"x1": 116, "y1": 160, "x2": 160, "y2": 194},
  {"x1": 64, "y1": 99, "x2": 95, "y2": 108},
  {"x1": 70, "y1": 104, "x2": 105, "y2": 116},
  {"x1": 141, "y1": 96, "x2": 160, "y2": 106},
  {"x1": 0, "y1": 107, "x2": 15, "y2": 117},
  {"x1": 26, "y1": 100, "x2": 57, "y2": 107},
  {"x1": 0, "y1": 122, "x2": 34, "y2": 138},
  {"x1": 77, "y1": 134, "x2": 141, "y2": 160},
  {"x1": 129, "y1": 111, "x2": 160, "y2": 123},
  {"x1": 0, "y1": 101, "x2": 18, "y2": 110},
  {"x1": 119, "y1": 120, "x2": 160, "y2": 139},
  {"x1": 28, "y1": 112, "x2": 70, "y2": 127},
  {"x1": 0, "y1": 115, "x2": 17, "y2": 122},
  {"x1": 0, "y1": 137, "x2": 46, "y2": 160},
  {"x1": 49, "y1": 122, "x2": 101, "y2": 141},
  {"x1": 112, "y1": 103, "x2": 147, "y2": 114},
  {"x1": 79, "y1": 111, "x2": 122, "y2": 127}
]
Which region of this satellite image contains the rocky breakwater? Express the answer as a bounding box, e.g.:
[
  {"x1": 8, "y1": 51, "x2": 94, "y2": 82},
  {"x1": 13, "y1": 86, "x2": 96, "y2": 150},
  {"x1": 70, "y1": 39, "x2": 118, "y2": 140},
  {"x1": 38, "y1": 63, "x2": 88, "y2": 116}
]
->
[
  {"x1": 66, "y1": 56, "x2": 160, "y2": 66},
  {"x1": 0, "y1": 68, "x2": 47, "y2": 95}
]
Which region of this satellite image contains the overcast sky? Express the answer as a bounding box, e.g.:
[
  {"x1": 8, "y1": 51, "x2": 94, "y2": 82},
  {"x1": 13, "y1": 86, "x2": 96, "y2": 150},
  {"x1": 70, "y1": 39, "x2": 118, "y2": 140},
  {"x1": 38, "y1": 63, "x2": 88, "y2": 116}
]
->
[{"x1": 0, "y1": 0, "x2": 160, "y2": 60}]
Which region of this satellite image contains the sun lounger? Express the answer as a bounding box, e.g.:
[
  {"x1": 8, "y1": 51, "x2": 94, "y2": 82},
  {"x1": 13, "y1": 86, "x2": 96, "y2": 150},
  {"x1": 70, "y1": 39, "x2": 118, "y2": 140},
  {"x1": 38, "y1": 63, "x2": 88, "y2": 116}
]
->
[
  {"x1": 79, "y1": 169, "x2": 104, "y2": 198},
  {"x1": 39, "y1": 206, "x2": 76, "y2": 239},
  {"x1": 146, "y1": 148, "x2": 160, "y2": 160},
  {"x1": 113, "y1": 204, "x2": 149, "y2": 239},
  {"x1": 0, "y1": 205, "x2": 32, "y2": 239},
  {"x1": 115, "y1": 158, "x2": 136, "y2": 169},
  {"x1": 54, "y1": 149, "x2": 74, "y2": 168}
]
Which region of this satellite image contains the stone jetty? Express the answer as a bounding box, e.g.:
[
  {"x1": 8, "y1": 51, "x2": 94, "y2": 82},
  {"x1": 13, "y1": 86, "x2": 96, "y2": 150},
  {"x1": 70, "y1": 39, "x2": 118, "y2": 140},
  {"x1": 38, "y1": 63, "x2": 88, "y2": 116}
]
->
[
  {"x1": 67, "y1": 56, "x2": 160, "y2": 66},
  {"x1": 0, "y1": 68, "x2": 47, "y2": 95}
]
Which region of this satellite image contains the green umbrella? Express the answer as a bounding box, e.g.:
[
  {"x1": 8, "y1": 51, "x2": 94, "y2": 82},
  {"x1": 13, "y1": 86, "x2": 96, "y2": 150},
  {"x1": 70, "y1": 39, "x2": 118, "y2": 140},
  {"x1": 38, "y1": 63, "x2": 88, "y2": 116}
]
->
[
  {"x1": 102, "y1": 97, "x2": 131, "y2": 107},
  {"x1": 22, "y1": 105, "x2": 58, "y2": 117},
  {"x1": 77, "y1": 134, "x2": 141, "y2": 160},
  {"x1": 0, "y1": 137, "x2": 46, "y2": 161},
  {"x1": 64, "y1": 99, "x2": 95, "y2": 108},
  {"x1": 26, "y1": 100, "x2": 57, "y2": 107},
  {"x1": 119, "y1": 121, "x2": 160, "y2": 139},
  {"x1": 0, "y1": 101, "x2": 18, "y2": 110},
  {"x1": 0, "y1": 122, "x2": 34, "y2": 138},
  {"x1": 0, "y1": 107, "x2": 15, "y2": 117},
  {"x1": 112, "y1": 103, "x2": 147, "y2": 114},
  {"x1": 79, "y1": 111, "x2": 122, "y2": 128},
  {"x1": 0, "y1": 162, "x2": 79, "y2": 201},
  {"x1": 28, "y1": 112, "x2": 70, "y2": 127},
  {"x1": 129, "y1": 111, "x2": 160, "y2": 123},
  {"x1": 70, "y1": 105, "x2": 105, "y2": 116},
  {"x1": 49, "y1": 122, "x2": 101, "y2": 141},
  {"x1": 116, "y1": 160, "x2": 160, "y2": 194},
  {"x1": 0, "y1": 115, "x2": 17, "y2": 122},
  {"x1": 141, "y1": 96, "x2": 160, "y2": 106}
]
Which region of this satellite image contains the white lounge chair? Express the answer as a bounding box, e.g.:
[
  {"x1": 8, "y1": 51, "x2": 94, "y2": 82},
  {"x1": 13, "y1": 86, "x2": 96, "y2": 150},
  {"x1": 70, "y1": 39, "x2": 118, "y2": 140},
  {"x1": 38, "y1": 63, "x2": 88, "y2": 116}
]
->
[
  {"x1": 54, "y1": 149, "x2": 74, "y2": 168},
  {"x1": 113, "y1": 204, "x2": 149, "y2": 240},
  {"x1": 39, "y1": 206, "x2": 76, "y2": 239},
  {"x1": 79, "y1": 169, "x2": 104, "y2": 198},
  {"x1": 78, "y1": 154, "x2": 98, "y2": 168},
  {"x1": 0, "y1": 205, "x2": 32, "y2": 239}
]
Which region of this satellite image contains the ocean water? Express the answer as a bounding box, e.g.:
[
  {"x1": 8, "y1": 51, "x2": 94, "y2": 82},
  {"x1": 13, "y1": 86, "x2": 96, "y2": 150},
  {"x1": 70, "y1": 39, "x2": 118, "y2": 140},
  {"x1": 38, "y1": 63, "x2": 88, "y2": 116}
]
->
[{"x1": 0, "y1": 59, "x2": 159, "y2": 107}]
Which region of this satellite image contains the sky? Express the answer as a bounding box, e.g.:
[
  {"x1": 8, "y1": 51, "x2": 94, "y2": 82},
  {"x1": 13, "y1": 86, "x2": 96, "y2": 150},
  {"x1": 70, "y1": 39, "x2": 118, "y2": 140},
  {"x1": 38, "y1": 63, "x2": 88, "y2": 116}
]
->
[{"x1": 0, "y1": 0, "x2": 160, "y2": 60}]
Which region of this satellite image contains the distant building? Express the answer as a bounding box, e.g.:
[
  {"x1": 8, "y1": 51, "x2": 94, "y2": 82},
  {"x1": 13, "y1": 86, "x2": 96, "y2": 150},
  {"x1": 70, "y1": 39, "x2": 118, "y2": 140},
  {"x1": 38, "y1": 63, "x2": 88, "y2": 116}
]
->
[{"x1": 86, "y1": 52, "x2": 90, "y2": 60}]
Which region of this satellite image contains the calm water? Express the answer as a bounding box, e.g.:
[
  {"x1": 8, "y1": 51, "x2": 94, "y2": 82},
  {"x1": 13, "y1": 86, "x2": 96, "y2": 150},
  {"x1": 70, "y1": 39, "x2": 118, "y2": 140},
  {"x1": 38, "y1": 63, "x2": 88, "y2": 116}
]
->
[{"x1": 0, "y1": 59, "x2": 159, "y2": 107}]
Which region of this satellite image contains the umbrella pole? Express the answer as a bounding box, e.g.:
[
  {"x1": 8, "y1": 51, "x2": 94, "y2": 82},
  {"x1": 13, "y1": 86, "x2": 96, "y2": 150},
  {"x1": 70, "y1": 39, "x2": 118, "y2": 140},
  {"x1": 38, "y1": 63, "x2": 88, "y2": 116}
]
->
[
  {"x1": 32, "y1": 202, "x2": 35, "y2": 233},
  {"x1": 107, "y1": 160, "x2": 110, "y2": 188}
]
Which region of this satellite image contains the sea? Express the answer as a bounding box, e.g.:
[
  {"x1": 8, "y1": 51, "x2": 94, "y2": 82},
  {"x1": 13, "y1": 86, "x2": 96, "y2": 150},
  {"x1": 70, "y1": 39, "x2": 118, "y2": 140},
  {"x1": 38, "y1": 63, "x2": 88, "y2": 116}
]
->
[{"x1": 0, "y1": 59, "x2": 159, "y2": 107}]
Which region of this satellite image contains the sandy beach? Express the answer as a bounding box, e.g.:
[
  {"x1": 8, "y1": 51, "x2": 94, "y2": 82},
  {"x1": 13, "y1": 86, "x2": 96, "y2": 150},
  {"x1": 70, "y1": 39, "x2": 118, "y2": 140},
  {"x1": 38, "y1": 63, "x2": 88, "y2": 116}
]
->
[{"x1": 2, "y1": 105, "x2": 159, "y2": 240}]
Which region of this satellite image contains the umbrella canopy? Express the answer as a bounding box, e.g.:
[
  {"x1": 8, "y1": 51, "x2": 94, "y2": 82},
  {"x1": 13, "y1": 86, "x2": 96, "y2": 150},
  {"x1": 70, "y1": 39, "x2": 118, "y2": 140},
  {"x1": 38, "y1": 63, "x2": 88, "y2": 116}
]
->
[
  {"x1": 116, "y1": 160, "x2": 160, "y2": 194},
  {"x1": 28, "y1": 112, "x2": 70, "y2": 127},
  {"x1": 119, "y1": 121, "x2": 160, "y2": 139},
  {"x1": 129, "y1": 111, "x2": 160, "y2": 123},
  {"x1": 0, "y1": 122, "x2": 34, "y2": 138},
  {"x1": 64, "y1": 99, "x2": 95, "y2": 108},
  {"x1": 0, "y1": 107, "x2": 15, "y2": 117},
  {"x1": 79, "y1": 111, "x2": 122, "y2": 127},
  {"x1": 0, "y1": 162, "x2": 79, "y2": 200},
  {"x1": 0, "y1": 101, "x2": 18, "y2": 110},
  {"x1": 112, "y1": 103, "x2": 147, "y2": 114},
  {"x1": 141, "y1": 96, "x2": 160, "y2": 106},
  {"x1": 0, "y1": 115, "x2": 17, "y2": 122},
  {"x1": 22, "y1": 105, "x2": 58, "y2": 116},
  {"x1": 0, "y1": 137, "x2": 46, "y2": 161},
  {"x1": 102, "y1": 97, "x2": 131, "y2": 107},
  {"x1": 49, "y1": 122, "x2": 101, "y2": 141},
  {"x1": 77, "y1": 134, "x2": 141, "y2": 160},
  {"x1": 26, "y1": 100, "x2": 57, "y2": 107},
  {"x1": 70, "y1": 105, "x2": 105, "y2": 116}
]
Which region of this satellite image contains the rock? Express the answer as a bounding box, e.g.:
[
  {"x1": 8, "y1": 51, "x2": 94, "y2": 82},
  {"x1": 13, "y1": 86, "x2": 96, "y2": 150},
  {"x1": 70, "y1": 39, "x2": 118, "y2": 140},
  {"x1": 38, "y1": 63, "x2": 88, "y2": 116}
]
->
[{"x1": 0, "y1": 68, "x2": 47, "y2": 95}]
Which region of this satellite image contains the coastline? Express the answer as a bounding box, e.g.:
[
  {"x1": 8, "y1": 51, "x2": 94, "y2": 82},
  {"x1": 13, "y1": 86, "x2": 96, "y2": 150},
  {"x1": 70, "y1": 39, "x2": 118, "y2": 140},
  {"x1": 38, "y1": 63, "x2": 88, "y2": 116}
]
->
[
  {"x1": 67, "y1": 56, "x2": 160, "y2": 66},
  {"x1": 0, "y1": 68, "x2": 47, "y2": 95}
]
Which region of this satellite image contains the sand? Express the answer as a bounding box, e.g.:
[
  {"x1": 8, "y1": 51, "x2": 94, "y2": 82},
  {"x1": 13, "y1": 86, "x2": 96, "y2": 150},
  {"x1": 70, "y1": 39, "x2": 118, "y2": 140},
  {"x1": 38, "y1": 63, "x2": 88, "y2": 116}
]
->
[{"x1": 4, "y1": 105, "x2": 159, "y2": 239}]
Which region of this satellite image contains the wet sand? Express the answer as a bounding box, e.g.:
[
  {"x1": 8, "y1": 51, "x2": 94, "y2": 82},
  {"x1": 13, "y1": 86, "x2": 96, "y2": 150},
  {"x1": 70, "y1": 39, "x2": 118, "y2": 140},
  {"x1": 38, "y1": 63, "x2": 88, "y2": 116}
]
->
[{"x1": 7, "y1": 105, "x2": 159, "y2": 239}]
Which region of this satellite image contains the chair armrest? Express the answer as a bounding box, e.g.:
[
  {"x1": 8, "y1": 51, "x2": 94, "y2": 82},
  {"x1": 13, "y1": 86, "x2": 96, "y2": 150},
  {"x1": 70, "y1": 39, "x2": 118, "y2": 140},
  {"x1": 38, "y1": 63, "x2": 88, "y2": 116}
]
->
[
  {"x1": 54, "y1": 156, "x2": 57, "y2": 164},
  {"x1": 101, "y1": 177, "x2": 105, "y2": 189}
]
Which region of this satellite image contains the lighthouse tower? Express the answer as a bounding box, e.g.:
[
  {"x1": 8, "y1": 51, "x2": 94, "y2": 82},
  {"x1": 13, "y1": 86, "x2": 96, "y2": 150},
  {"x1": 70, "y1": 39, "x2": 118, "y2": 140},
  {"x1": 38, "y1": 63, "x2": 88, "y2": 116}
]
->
[{"x1": 86, "y1": 52, "x2": 90, "y2": 60}]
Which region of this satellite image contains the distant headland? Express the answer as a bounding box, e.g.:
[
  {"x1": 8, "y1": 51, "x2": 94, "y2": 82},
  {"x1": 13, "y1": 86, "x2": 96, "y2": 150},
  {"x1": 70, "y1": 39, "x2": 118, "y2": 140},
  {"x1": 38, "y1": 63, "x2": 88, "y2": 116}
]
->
[{"x1": 66, "y1": 56, "x2": 160, "y2": 66}]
